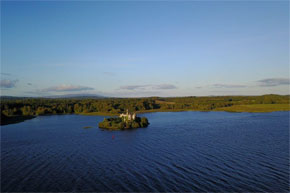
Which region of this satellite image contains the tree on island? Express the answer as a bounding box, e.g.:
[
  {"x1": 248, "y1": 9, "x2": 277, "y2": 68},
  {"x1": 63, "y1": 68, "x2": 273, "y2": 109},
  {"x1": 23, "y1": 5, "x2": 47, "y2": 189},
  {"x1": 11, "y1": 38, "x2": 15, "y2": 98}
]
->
[{"x1": 98, "y1": 110, "x2": 149, "y2": 130}]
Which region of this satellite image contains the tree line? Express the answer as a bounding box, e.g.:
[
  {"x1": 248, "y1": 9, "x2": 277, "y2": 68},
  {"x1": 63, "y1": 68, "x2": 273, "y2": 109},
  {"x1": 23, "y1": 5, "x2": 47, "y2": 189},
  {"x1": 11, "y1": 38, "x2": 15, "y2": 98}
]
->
[{"x1": 1, "y1": 94, "x2": 289, "y2": 117}]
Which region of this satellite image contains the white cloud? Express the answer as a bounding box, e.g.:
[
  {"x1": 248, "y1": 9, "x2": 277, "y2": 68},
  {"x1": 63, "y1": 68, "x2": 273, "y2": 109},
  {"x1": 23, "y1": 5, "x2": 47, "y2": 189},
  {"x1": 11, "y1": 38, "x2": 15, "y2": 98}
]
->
[
  {"x1": 120, "y1": 84, "x2": 177, "y2": 91},
  {"x1": 0, "y1": 79, "x2": 18, "y2": 88},
  {"x1": 257, "y1": 78, "x2": 290, "y2": 87},
  {"x1": 212, "y1": 84, "x2": 247, "y2": 88},
  {"x1": 42, "y1": 84, "x2": 94, "y2": 92}
]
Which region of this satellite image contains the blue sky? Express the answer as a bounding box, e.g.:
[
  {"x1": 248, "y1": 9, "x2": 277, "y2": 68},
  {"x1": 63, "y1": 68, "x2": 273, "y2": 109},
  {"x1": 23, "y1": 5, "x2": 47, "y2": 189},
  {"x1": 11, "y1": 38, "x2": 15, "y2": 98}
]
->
[{"x1": 1, "y1": 1, "x2": 289, "y2": 97}]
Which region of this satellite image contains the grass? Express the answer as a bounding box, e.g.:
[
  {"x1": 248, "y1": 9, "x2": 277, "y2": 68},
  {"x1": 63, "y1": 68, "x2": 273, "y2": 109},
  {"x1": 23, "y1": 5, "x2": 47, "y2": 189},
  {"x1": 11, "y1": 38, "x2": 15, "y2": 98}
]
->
[
  {"x1": 79, "y1": 109, "x2": 199, "y2": 116},
  {"x1": 78, "y1": 112, "x2": 119, "y2": 116},
  {"x1": 136, "y1": 109, "x2": 200, "y2": 114},
  {"x1": 214, "y1": 104, "x2": 290, "y2": 113},
  {"x1": 79, "y1": 104, "x2": 290, "y2": 116}
]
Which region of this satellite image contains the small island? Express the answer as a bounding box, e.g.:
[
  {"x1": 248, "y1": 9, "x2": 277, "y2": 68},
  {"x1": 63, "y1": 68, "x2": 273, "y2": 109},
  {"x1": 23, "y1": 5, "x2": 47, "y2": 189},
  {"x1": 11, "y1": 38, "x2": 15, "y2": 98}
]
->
[{"x1": 98, "y1": 110, "x2": 149, "y2": 130}]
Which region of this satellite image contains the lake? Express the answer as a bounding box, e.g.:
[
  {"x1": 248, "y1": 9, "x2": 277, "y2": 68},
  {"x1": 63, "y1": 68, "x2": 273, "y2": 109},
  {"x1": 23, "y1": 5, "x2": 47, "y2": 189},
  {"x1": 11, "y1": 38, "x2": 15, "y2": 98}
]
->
[{"x1": 1, "y1": 111, "x2": 289, "y2": 192}]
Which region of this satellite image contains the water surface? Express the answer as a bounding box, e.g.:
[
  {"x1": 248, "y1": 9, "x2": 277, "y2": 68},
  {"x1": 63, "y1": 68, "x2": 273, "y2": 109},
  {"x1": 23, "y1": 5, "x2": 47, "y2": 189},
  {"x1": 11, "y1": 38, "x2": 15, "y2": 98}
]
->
[{"x1": 1, "y1": 111, "x2": 289, "y2": 192}]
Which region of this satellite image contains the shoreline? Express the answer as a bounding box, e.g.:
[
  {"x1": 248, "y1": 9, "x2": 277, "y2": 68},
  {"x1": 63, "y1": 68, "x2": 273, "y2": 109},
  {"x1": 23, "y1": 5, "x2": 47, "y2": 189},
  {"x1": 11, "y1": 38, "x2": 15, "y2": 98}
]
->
[
  {"x1": 1, "y1": 104, "x2": 289, "y2": 126},
  {"x1": 0, "y1": 115, "x2": 36, "y2": 126}
]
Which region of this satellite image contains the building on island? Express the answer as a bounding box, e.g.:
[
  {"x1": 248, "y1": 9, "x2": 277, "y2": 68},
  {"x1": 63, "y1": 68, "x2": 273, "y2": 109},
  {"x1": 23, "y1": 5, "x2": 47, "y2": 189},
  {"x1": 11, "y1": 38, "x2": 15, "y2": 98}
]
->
[{"x1": 119, "y1": 109, "x2": 136, "y2": 121}]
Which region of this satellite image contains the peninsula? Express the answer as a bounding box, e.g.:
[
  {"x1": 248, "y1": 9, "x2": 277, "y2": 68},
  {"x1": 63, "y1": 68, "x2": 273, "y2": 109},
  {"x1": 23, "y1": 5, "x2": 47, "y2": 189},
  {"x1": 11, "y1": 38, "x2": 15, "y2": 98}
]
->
[{"x1": 98, "y1": 110, "x2": 149, "y2": 130}]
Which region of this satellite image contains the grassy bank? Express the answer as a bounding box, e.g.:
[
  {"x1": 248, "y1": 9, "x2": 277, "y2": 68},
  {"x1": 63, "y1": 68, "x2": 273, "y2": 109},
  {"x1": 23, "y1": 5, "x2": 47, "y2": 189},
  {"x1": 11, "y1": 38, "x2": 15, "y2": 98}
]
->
[
  {"x1": 80, "y1": 104, "x2": 290, "y2": 116},
  {"x1": 215, "y1": 104, "x2": 290, "y2": 113},
  {"x1": 77, "y1": 109, "x2": 197, "y2": 116},
  {"x1": 136, "y1": 109, "x2": 197, "y2": 114},
  {"x1": 78, "y1": 112, "x2": 119, "y2": 116}
]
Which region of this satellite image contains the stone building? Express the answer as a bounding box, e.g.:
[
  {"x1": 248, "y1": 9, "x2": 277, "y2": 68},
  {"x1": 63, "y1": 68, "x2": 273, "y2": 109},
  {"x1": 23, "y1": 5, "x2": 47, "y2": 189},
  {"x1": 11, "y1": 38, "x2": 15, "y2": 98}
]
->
[{"x1": 119, "y1": 109, "x2": 136, "y2": 121}]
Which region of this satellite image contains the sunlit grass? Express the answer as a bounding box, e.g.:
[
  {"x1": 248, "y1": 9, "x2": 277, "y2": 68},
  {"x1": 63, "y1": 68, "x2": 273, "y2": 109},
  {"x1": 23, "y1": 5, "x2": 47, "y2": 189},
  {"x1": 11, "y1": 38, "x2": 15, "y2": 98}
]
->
[
  {"x1": 215, "y1": 104, "x2": 290, "y2": 113},
  {"x1": 78, "y1": 112, "x2": 118, "y2": 116}
]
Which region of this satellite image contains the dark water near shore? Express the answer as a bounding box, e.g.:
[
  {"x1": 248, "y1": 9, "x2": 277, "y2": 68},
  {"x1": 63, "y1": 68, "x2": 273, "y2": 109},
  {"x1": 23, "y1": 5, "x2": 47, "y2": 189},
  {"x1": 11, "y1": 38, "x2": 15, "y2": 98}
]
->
[{"x1": 1, "y1": 111, "x2": 289, "y2": 192}]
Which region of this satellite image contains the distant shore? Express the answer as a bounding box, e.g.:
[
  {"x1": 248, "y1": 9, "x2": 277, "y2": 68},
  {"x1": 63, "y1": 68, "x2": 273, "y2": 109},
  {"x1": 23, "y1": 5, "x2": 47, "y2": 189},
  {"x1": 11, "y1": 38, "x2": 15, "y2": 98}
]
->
[
  {"x1": 1, "y1": 104, "x2": 289, "y2": 126},
  {"x1": 213, "y1": 104, "x2": 290, "y2": 113},
  {"x1": 79, "y1": 104, "x2": 290, "y2": 116}
]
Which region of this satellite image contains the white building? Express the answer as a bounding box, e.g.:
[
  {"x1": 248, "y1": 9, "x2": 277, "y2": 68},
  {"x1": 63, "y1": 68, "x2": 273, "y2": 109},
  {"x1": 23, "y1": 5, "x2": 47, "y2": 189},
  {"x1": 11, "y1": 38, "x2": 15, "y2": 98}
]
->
[{"x1": 119, "y1": 109, "x2": 136, "y2": 121}]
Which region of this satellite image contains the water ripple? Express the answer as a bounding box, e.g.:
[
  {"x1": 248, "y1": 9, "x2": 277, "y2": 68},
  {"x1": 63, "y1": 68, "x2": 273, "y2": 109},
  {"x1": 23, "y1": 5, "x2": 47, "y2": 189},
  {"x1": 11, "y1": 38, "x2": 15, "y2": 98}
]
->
[{"x1": 1, "y1": 112, "x2": 289, "y2": 192}]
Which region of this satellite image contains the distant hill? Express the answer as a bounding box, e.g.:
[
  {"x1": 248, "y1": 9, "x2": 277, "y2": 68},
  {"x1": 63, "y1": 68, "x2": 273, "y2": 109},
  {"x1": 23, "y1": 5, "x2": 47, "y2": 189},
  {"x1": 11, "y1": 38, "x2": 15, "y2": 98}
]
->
[
  {"x1": 0, "y1": 94, "x2": 106, "y2": 100},
  {"x1": 1, "y1": 96, "x2": 33, "y2": 100},
  {"x1": 45, "y1": 94, "x2": 106, "y2": 99}
]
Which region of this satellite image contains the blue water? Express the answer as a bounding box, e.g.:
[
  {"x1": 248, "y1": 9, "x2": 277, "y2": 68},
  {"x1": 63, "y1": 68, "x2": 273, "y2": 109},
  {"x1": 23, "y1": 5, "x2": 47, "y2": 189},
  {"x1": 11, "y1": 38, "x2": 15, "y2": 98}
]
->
[{"x1": 1, "y1": 111, "x2": 289, "y2": 192}]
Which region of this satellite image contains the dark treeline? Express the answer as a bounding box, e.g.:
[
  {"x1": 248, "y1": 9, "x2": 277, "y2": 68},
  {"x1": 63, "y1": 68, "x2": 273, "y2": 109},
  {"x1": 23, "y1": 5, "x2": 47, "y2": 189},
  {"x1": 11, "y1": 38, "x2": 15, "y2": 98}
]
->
[{"x1": 1, "y1": 95, "x2": 289, "y2": 118}]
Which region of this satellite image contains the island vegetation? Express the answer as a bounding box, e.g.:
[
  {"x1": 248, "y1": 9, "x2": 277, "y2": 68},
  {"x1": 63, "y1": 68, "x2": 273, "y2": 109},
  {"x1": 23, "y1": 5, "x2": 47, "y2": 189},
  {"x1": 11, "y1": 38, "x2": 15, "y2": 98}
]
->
[
  {"x1": 99, "y1": 116, "x2": 149, "y2": 130},
  {"x1": 1, "y1": 94, "x2": 289, "y2": 125}
]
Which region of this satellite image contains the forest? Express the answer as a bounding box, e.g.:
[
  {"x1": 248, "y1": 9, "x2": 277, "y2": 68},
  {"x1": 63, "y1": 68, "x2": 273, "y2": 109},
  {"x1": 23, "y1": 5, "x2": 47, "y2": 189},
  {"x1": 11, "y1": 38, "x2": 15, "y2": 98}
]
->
[{"x1": 1, "y1": 94, "x2": 289, "y2": 125}]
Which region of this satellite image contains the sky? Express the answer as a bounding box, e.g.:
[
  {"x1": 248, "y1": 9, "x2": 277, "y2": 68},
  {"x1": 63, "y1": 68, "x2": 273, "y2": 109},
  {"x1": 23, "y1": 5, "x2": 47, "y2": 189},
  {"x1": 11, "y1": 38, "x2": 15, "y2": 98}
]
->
[{"x1": 1, "y1": 1, "x2": 289, "y2": 97}]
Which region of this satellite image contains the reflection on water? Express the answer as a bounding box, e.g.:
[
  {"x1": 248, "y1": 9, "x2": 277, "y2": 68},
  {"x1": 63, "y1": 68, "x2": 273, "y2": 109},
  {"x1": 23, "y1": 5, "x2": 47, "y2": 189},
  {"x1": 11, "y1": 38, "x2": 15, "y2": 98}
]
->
[{"x1": 1, "y1": 111, "x2": 289, "y2": 192}]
